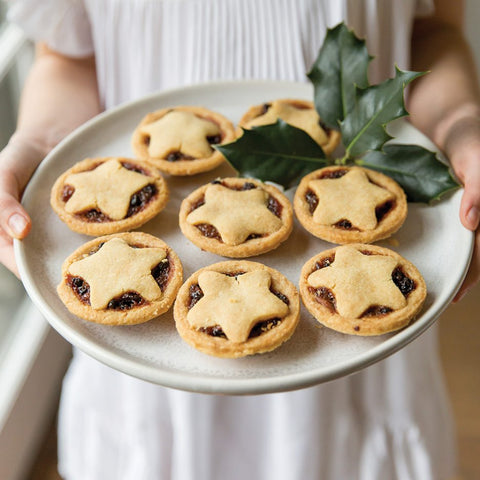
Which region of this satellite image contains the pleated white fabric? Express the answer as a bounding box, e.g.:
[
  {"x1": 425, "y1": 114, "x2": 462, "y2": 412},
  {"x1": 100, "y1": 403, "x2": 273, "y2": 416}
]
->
[{"x1": 8, "y1": 0, "x2": 457, "y2": 479}]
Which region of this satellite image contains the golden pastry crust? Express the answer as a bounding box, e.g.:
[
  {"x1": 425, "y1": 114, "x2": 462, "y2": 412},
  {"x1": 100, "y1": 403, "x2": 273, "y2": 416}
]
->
[
  {"x1": 237, "y1": 98, "x2": 341, "y2": 155},
  {"x1": 299, "y1": 244, "x2": 427, "y2": 336},
  {"x1": 174, "y1": 260, "x2": 300, "y2": 358},
  {"x1": 294, "y1": 166, "x2": 407, "y2": 244},
  {"x1": 57, "y1": 232, "x2": 183, "y2": 325},
  {"x1": 131, "y1": 105, "x2": 236, "y2": 175},
  {"x1": 50, "y1": 157, "x2": 169, "y2": 236},
  {"x1": 179, "y1": 177, "x2": 293, "y2": 258}
]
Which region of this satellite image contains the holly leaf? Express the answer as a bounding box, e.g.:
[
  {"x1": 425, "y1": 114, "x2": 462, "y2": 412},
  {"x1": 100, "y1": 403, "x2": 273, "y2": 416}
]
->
[
  {"x1": 215, "y1": 120, "x2": 328, "y2": 189},
  {"x1": 307, "y1": 23, "x2": 371, "y2": 129},
  {"x1": 357, "y1": 144, "x2": 460, "y2": 203},
  {"x1": 341, "y1": 68, "x2": 425, "y2": 158}
]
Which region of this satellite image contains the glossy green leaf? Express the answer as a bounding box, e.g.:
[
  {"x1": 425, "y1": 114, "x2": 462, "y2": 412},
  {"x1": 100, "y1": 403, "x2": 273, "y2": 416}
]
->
[
  {"x1": 215, "y1": 120, "x2": 328, "y2": 189},
  {"x1": 307, "y1": 23, "x2": 371, "y2": 129},
  {"x1": 341, "y1": 68, "x2": 425, "y2": 158},
  {"x1": 357, "y1": 144, "x2": 460, "y2": 203}
]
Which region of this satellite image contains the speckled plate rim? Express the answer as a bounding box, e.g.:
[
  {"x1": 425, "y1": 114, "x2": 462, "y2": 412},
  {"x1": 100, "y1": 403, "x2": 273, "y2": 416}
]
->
[{"x1": 14, "y1": 80, "x2": 474, "y2": 395}]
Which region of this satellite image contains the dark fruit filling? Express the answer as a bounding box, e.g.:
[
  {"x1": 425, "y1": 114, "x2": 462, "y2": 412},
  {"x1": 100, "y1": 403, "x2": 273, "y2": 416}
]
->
[
  {"x1": 188, "y1": 284, "x2": 204, "y2": 309},
  {"x1": 190, "y1": 197, "x2": 205, "y2": 211},
  {"x1": 79, "y1": 209, "x2": 110, "y2": 222},
  {"x1": 166, "y1": 151, "x2": 196, "y2": 162},
  {"x1": 207, "y1": 134, "x2": 222, "y2": 145},
  {"x1": 334, "y1": 219, "x2": 359, "y2": 231},
  {"x1": 199, "y1": 325, "x2": 226, "y2": 338},
  {"x1": 151, "y1": 258, "x2": 171, "y2": 292},
  {"x1": 198, "y1": 318, "x2": 284, "y2": 340},
  {"x1": 143, "y1": 135, "x2": 150, "y2": 146},
  {"x1": 318, "y1": 169, "x2": 348, "y2": 179},
  {"x1": 314, "y1": 255, "x2": 335, "y2": 270},
  {"x1": 249, "y1": 318, "x2": 281, "y2": 338},
  {"x1": 267, "y1": 196, "x2": 283, "y2": 217},
  {"x1": 196, "y1": 223, "x2": 222, "y2": 240},
  {"x1": 260, "y1": 103, "x2": 271, "y2": 115},
  {"x1": 375, "y1": 200, "x2": 394, "y2": 222},
  {"x1": 246, "y1": 233, "x2": 264, "y2": 241},
  {"x1": 392, "y1": 267, "x2": 415, "y2": 296},
  {"x1": 62, "y1": 185, "x2": 75, "y2": 202},
  {"x1": 305, "y1": 189, "x2": 318, "y2": 214},
  {"x1": 360, "y1": 305, "x2": 393, "y2": 317},
  {"x1": 309, "y1": 286, "x2": 336, "y2": 312},
  {"x1": 127, "y1": 184, "x2": 158, "y2": 217},
  {"x1": 68, "y1": 275, "x2": 90, "y2": 304},
  {"x1": 270, "y1": 288, "x2": 290, "y2": 305},
  {"x1": 241, "y1": 182, "x2": 256, "y2": 190},
  {"x1": 121, "y1": 162, "x2": 149, "y2": 175},
  {"x1": 107, "y1": 292, "x2": 145, "y2": 310}
]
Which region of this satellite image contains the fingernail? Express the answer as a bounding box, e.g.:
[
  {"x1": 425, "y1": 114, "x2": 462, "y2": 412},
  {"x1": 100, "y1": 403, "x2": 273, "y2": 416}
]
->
[
  {"x1": 8, "y1": 213, "x2": 28, "y2": 237},
  {"x1": 466, "y1": 206, "x2": 480, "y2": 229}
]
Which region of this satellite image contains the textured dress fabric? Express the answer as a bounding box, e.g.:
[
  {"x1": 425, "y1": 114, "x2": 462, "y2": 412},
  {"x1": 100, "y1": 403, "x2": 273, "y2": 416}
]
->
[{"x1": 8, "y1": 0, "x2": 457, "y2": 479}]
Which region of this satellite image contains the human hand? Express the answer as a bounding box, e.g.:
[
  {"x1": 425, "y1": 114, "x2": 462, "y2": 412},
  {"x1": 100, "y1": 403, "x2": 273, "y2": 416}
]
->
[
  {"x1": 0, "y1": 132, "x2": 48, "y2": 276},
  {"x1": 445, "y1": 116, "x2": 480, "y2": 302}
]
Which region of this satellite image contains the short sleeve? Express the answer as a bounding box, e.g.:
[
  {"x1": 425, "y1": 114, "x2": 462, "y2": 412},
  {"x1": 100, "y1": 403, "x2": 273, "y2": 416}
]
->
[{"x1": 6, "y1": 0, "x2": 94, "y2": 57}]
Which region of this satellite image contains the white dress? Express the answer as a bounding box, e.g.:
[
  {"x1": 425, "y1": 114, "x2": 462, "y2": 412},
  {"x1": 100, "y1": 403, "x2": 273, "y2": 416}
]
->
[{"x1": 8, "y1": 1, "x2": 457, "y2": 479}]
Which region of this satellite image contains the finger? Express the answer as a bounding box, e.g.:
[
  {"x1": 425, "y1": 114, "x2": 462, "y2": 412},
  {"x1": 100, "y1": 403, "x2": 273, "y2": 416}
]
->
[
  {"x1": 0, "y1": 170, "x2": 31, "y2": 240},
  {"x1": 456, "y1": 158, "x2": 480, "y2": 231},
  {"x1": 0, "y1": 229, "x2": 19, "y2": 278},
  {"x1": 453, "y1": 228, "x2": 480, "y2": 302}
]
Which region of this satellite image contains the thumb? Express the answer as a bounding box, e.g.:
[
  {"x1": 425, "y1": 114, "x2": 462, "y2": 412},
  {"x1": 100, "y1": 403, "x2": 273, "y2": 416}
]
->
[
  {"x1": 0, "y1": 171, "x2": 31, "y2": 239},
  {"x1": 458, "y1": 163, "x2": 480, "y2": 232}
]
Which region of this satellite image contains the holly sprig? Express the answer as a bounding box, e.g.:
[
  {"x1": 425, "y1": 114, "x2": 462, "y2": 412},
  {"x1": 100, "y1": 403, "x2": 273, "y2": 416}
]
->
[{"x1": 215, "y1": 23, "x2": 459, "y2": 202}]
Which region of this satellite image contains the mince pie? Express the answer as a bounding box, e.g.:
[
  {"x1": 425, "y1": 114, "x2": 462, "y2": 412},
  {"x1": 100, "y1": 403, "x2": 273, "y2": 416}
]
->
[
  {"x1": 179, "y1": 177, "x2": 293, "y2": 258},
  {"x1": 294, "y1": 166, "x2": 407, "y2": 244},
  {"x1": 299, "y1": 244, "x2": 427, "y2": 336},
  {"x1": 57, "y1": 232, "x2": 183, "y2": 325},
  {"x1": 173, "y1": 260, "x2": 300, "y2": 357},
  {"x1": 237, "y1": 98, "x2": 341, "y2": 155},
  {"x1": 50, "y1": 157, "x2": 169, "y2": 236},
  {"x1": 131, "y1": 105, "x2": 236, "y2": 175}
]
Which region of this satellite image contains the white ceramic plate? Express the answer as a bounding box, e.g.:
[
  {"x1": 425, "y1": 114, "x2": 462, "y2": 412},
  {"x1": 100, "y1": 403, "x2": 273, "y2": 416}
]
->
[{"x1": 14, "y1": 81, "x2": 473, "y2": 395}]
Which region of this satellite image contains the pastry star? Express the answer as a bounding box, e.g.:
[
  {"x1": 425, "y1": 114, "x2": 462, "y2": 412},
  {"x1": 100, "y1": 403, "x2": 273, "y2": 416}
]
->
[
  {"x1": 140, "y1": 110, "x2": 221, "y2": 158},
  {"x1": 187, "y1": 270, "x2": 289, "y2": 343},
  {"x1": 307, "y1": 246, "x2": 406, "y2": 318},
  {"x1": 246, "y1": 101, "x2": 328, "y2": 144},
  {"x1": 308, "y1": 168, "x2": 394, "y2": 230},
  {"x1": 186, "y1": 184, "x2": 283, "y2": 245},
  {"x1": 68, "y1": 238, "x2": 166, "y2": 310},
  {"x1": 64, "y1": 159, "x2": 153, "y2": 220}
]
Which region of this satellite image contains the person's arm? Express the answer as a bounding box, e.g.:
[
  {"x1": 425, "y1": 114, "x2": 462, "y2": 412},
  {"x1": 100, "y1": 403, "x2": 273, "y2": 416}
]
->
[
  {"x1": 408, "y1": 0, "x2": 480, "y2": 301},
  {"x1": 0, "y1": 44, "x2": 101, "y2": 274}
]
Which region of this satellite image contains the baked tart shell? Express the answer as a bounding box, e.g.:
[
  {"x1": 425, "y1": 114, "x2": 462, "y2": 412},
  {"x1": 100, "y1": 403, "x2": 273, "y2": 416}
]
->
[
  {"x1": 57, "y1": 232, "x2": 183, "y2": 325},
  {"x1": 179, "y1": 177, "x2": 294, "y2": 258},
  {"x1": 174, "y1": 260, "x2": 300, "y2": 358},
  {"x1": 131, "y1": 105, "x2": 236, "y2": 176},
  {"x1": 50, "y1": 157, "x2": 169, "y2": 236},
  {"x1": 294, "y1": 166, "x2": 408, "y2": 244},
  {"x1": 299, "y1": 243, "x2": 427, "y2": 336}
]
